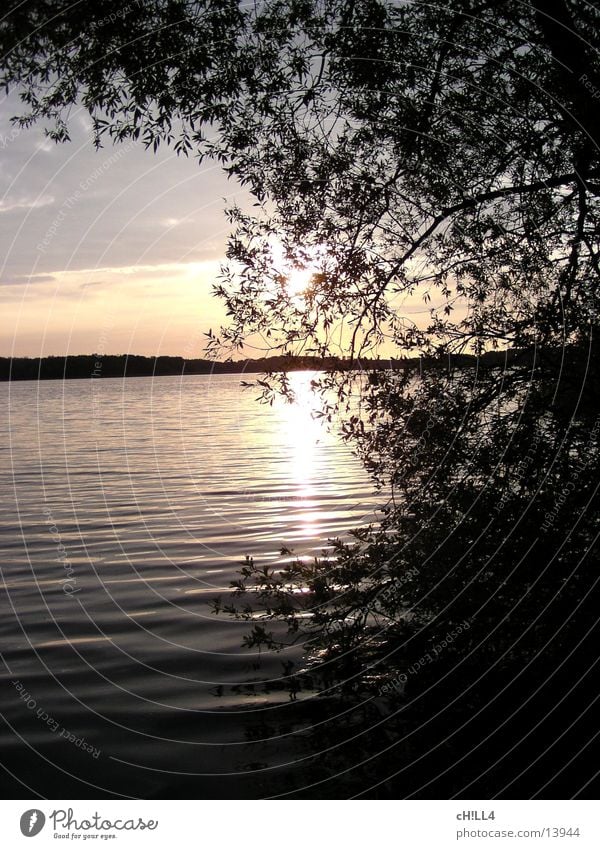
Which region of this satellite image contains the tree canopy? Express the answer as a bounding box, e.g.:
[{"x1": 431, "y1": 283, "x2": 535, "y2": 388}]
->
[{"x1": 4, "y1": 0, "x2": 600, "y2": 357}]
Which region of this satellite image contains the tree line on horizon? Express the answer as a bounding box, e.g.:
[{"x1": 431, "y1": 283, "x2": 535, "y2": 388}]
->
[{"x1": 0, "y1": 348, "x2": 541, "y2": 381}]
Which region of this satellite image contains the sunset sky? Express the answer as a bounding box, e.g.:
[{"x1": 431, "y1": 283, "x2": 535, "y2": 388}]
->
[
  {"x1": 0, "y1": 91, "x2": 247, "y2": 358},
  {"x1": 0, "y1": 89, "x2": 436, "y2": 361}
]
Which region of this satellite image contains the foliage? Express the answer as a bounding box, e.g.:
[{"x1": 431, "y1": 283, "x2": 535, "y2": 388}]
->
[
  {"x1": 3, "y1": 2, "x2": 600, "y2": 354},
  {"x1": 214, "y1": 346, "x2": 600, "y2": 690}
]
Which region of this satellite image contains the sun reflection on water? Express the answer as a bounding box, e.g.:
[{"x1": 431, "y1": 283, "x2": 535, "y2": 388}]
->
[{"x1": 277, "y1": 371, "x2": 327, "y2": 537}]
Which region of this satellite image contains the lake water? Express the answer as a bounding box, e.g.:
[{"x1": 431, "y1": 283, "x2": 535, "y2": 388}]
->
[{"x1": 0, "y1": 372, "x2": 380, "y2": 798}]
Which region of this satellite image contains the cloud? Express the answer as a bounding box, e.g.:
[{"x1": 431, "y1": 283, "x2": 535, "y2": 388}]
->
[
  {"x1": 0, "y1": 194, "x2": 55, "y2": 213},
  {"x1": 79, "y1": 280, "x2": 105, "y2": 290},
  {"x1": 0, "y1": 273, "x2": 56, "y2": 286},
  {"x1": 0, "y1": 259, "x2": 228, "y2": 356}
]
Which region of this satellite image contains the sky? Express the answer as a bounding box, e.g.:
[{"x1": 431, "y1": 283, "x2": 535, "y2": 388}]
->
[
  {"x1": 0, "y1": 90, "x2": 439, "y2": 361},
  {"x1": 0, "y1": 91, "x2": 248, "y2": 358}
]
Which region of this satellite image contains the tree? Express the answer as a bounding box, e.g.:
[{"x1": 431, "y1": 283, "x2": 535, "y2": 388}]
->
[{"x1": 4, "y1": 2, "x2": 600, "y2": 356}]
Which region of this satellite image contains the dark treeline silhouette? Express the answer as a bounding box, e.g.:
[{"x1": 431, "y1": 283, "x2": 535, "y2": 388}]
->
[
  {"x1": 0, "y1": 350, "x2": 534, "y2": 381},
  {"x1": 0, "y1": 353, "x2": 356, "y2": 380}
]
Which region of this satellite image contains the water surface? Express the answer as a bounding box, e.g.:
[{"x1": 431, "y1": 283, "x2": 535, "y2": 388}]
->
[{"x1": 0, "y1": 372, "x2": 379, "y2": 797}]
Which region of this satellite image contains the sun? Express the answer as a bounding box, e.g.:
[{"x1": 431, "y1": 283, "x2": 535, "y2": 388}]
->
[
  {"x1": 285, "y1": 266, "x2": 316, "y2": 297},
  {"x1": 268, "y1": 238, "x2": 326, "y2": 299}
]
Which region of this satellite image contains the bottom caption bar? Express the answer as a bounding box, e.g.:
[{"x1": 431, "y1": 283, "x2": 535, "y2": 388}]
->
[{"x1": 0, "y1": 800, "x2": 597, "y2": 848}]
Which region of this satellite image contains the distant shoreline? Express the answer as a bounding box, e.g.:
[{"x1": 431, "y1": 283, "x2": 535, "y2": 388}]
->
[{"x1": 0, "y1": 350, "x2": 533, "y2": 381}]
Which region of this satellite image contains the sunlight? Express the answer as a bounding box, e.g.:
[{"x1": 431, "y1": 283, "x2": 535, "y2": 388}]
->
[
  {"x1": 269, "y1": 237, "x2": 326, "y2": 299},
  {"x1": 286, "y1": 266, "x2": 316, "y2": 297},
  {"x1": 278, "y1": 372, "x2": 324, "y2": 535},
  {"x1": 279, "y1": 371, "x2": 322, "y2": 484}
]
